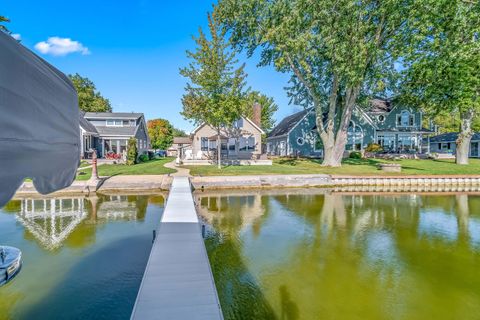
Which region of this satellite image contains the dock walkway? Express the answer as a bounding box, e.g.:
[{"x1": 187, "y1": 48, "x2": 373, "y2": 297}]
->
[{"x1": 131, "y1": 176, "x2": 223, "y2": 320}]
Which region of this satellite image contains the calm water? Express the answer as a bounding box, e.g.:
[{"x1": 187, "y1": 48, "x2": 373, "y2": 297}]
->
[
  {"x1": 0, "y1": 194, "x2": 165, "y2": 320},
  {"x1": 196, "y1": 190, "x2": 480, "y2": 320}
]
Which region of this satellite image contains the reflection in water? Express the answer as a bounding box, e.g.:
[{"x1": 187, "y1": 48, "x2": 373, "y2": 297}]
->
[
  {"x1": 0, "y1": 193, "x2": 165, "y2": 320},
  {"x1": 17, "y1": 198, "x2": 87, "y2": 250},
  {"x1": 197, "y1": 190, "x2": 480, "y2": 320}
]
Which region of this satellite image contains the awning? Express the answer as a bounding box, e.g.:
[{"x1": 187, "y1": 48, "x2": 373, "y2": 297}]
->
[{"x1": 0, "y1": 32, "x2": 80, "y2": 207}]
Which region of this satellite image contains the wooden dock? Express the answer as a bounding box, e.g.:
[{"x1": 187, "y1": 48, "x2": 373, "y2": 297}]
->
[{"x1": 131, "y1": 177, "x2": 223, "y2": 320}]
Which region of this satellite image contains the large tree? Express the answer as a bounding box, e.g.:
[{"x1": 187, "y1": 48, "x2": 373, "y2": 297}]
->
[
  {"x1": 147, "y1": 118, "x2": 173, "y2": 151},
  {"x1": 244, "y1": 91, "x2": 278, "y2": 132},
  {"x1": 217, "y1": 0, "x2": 411, "y2": 166},
  {"x1": 401, "y1": 0, "x2": 480, "y2": 165},
  {"x1": 69, "y1": 73, "x2": 112, "y2": 113},
  {"x1": 180, "y1": 12, "x2": 248, "y2": 168}
]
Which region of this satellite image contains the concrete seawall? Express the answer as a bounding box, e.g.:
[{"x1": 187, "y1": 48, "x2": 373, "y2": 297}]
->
[{"x1": 190, "y1": 175, "x2": 480, "y2": 190}]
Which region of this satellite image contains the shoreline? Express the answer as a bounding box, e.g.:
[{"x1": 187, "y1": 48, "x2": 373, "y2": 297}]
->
[{"x1": 11, "y1": 173, "x2": 480, "y2": 197}]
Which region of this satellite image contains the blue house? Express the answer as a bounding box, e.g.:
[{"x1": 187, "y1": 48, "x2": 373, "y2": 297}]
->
[{"x1": 267, "y1": 98, "x2": 432, "y2": 157}]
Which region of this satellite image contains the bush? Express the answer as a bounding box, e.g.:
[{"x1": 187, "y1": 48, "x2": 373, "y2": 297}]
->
[
  {"x1": 365, "y1": 143, "x2": 383, "y2": 153},
  {"x1": 126, "y1": 138, "x2": 138, "y2": 165},
  {"x1": 139, "y1": 154, "x2": 149, "y2": 163},
  {"x1": 349, "y1": 151, "x2": 362, "y2": 159},
  {"x1": 148, "y1": 151, "x2": 155, "y2": 160}
]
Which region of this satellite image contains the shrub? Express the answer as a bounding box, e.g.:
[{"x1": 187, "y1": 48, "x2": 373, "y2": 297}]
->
[
  {"x1": 126, "y1": 138, "x2": 138, "y2": 165},
  {"x1": 365, "y1": 143, "x2": 383, "y2": 153},
  {"x1": 139, "y1": 154, "x2": 149, "y2": 163},
  {"x1": 148, "y1": 151, "x2": 155, "y2": 160},
  {"x1": 349, "y1": 151, "x2": 362, "y2": 159}
]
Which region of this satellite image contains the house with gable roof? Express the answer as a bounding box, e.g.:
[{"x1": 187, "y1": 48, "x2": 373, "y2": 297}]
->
[{"x1": 267, "y1": 98, "x2": 433, "y2": 157}]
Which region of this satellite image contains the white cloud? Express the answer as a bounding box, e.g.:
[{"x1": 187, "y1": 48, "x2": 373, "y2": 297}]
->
[
  {"x1": 34, "y1": 37, "x2": 90, "y2": 56},
  {"x1": 11, "y1": 33, "x2": 21, "y2": 41}
]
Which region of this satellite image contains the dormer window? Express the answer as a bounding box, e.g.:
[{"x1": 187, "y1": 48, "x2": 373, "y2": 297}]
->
[
  {"x1": 397, "y1": 110, "x2": 414, "y2": 127},
  {"x1": 106, "y1": 120, "x2": 123, "y2": 126}
]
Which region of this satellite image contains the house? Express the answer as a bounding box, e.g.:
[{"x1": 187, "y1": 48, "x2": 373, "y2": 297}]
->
[
  {"x1": 176, "y1": 104, "x2": 266, "y2": 164},
  {"x1": 80, "y1": 112, "x2": 150, "y2": 158},
  {"x1": 429, "y1": 132, "x2": 480, "y2": 157},
  {"x1": 267, "y1": 98, "x2": 432, "y2": 157}
]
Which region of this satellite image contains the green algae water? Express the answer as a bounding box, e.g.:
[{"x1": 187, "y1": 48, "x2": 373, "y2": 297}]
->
[
  {"x1": 196, "y1": 190, "x2": 480, "y2": 320},
  {"x1": 0, "y1": 194, "x2": 165, "y2": 320}
]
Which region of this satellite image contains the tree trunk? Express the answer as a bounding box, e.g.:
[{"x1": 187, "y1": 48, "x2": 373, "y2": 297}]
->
[
  {"x1": 320, "y1": 86, "x2": 359, "y2": 167},
  {"x1": 217, "y1": 129, "x2": 221, "y2": 169},
  {"x1": 456, "y1": 110, "x2": 474, "y2": 165}
]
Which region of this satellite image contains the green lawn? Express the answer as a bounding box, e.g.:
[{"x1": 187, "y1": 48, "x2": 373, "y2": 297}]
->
[
  {"x1": 76, "y1": 157, "x2": 176, "y2": 180},
  {"x1": 185, "y1": 157, "x2": 480, "y2": 176}
]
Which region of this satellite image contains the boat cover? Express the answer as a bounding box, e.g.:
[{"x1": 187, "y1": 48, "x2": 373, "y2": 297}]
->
[{"x1": 0, "y1": 32, "x2": 80, "y2": 207}]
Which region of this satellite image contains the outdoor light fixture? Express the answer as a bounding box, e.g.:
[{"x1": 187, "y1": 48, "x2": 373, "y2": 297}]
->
[{"x1": 0, "y1": 32, "x2": 80, "y2": 207}]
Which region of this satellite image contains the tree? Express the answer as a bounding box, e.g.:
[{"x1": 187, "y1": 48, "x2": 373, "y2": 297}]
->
[
  {"x1": 126, "y1": 138, "x2": 138, "y2": 165},
  {"x1": 244, "y1": 91, "x2": 278, "y2": 132},
  {"x1": 172, "y1": 127, "x2": 188, "y2": 137},
  {"x1": 0, "y1": 15, "x2": 10, "y2": 33},
  {"x1": 401, "y1": 0, "x2": 480, "y2": 165},
  {"x1": 69, "y1": 73, "x2": 112, "y2": 112},
  {"x1": 217, "y1": 0, "x2": 411, "y2": 166},
  {"x1": 147, "y1": 118, "x2": 173, "y2": 150},
  {"x1": 180, "y1": 12, "x2": 248, "y2": 169}
]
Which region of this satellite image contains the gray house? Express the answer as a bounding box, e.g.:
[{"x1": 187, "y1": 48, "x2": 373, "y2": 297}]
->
[
  {"x1": 429, "y1": 132, "x2": 480, "y2": 158},
  {"x1": 267, "y1": 98, "x2": 432, "y2": 157},
  {"x1": 81, "y1": 112, "x2": 150, "y2": 158}
]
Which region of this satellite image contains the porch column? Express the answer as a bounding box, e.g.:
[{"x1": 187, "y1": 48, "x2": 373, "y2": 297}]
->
[{"x1": 101, "y1": 139, "x2": 105, "y2": 157}]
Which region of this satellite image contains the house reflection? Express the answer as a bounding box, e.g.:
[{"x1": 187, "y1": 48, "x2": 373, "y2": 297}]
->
[
  {"x1": 17, "y1": 197, "x2": 87, "y2": 250},
  {"x1": 14, "y1": 194, "x2": 156, "y2": 250}
]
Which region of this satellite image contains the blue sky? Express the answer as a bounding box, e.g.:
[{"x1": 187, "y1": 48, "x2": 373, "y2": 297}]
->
[{"x1": 3, "y1": 0, "x2": 302, "y2": 132}]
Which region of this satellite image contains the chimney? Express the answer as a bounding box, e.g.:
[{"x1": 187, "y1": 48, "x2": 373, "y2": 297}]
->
[{"x1": 252, "y1": 102, "x2": 262, "y2": 128}]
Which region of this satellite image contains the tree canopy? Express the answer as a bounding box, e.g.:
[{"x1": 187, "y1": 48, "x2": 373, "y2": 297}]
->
[
  {"x1": 180, "y1": 12, "x2": 248, "y2": 168},
  {"x1": 244, "y1": 91, "x2": 278, "y2": 132},
  {"x1": 401, "y1": 0, "x2": 480, "y2": 164},
  {"x1": 69, "y1": 73, "x2": 112, "y2": 113},
  {"x1": 217, "y1": 0, "x2": 411, "y2": 166},
  {"x1": 147, "y1": 118, "x2": 173, "y2": 150}
]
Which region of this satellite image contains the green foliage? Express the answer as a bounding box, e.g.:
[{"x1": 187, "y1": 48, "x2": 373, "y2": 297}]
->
[
  {"x1": 147, "y1": 118, "x2": 173, "y2": 150},
  {"x1": 69, "y1": 73, "x2": 112, "y2": 112},
  {"x1": 126, "y1": 138, "x2": 138, "y2": 166},
  {"x1": 401, "y1": 0, "x2": 480, "y2": 119},
  {"x1": 180, "y1": 12, "x2": 248, "y2": 132},
  {"x1": 216, "y1": 0, "x2": 411, "y2": 166},
  {"x1": 349, "y1": 151, "x2": 362, "y2": 159},
  {"x1": 172, "y1": 127, "x2": 188, "y2": 137},
  {"x1": 244, "y1": 91, "x2": 278, "y2": 132},
  {"x1": 365, "y1": 143, "x2": 383, "y2": 153},
  {"x1": 138, "y1": 154, "x2": 149, "y2": 163},
  {"x1": 0, "y1": 15, "x2": 10, "y2": 33}
]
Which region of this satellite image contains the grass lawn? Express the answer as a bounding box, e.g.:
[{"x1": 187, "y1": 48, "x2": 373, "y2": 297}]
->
[
  {"x1": 185, "y1": 157, "x2": 480, "y2": 176},
  {"x1": 76, "y1": 157, "x2": 176, "y2": 180}
]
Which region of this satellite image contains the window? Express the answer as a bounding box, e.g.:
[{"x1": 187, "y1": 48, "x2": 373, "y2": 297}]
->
[
  {"x1": 106, "y1": 119, "x2": 123, "y2": 126},
  {"x1": 208, "y1": 140, "x2": 217, "y2": 151},
  {"x1": 234, "y1": 118, "x2": 244, "y2": 128},
  {"x1": 239, "y1": 137, "x2": 255, "y2": 151},
  {"x1": 228, "y1": 138, "x2": 236, "y2": 151},
  {"x1": 397, "y1": 111, "x2": 414, "y2": 127},
  {"x1": 378, "y1": 115, "x2": 385, "y2": 122},
  {"x1": 296, "y1": 137, "x2": 305, "y2": 146},
  {"x1": 201, "y1": 137, "x2": 208, "y2": 151}
]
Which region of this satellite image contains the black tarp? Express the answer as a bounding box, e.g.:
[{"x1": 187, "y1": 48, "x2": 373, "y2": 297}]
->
[{"x1": 0, "y1": 32, "x2": 80, "y2": 207}]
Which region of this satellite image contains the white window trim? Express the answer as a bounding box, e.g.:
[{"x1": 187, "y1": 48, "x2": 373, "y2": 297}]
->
[
  {"x1": 396, "y1": 110, "x2": 415, "y2": 128},
  {"x1": 106, "y1": 119, "x2": 124, "y2": 127}
]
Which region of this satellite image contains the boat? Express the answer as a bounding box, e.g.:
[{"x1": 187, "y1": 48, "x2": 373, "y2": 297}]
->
[{"x1": 0, "y1": 246, "x2": 22, "y2": 287}]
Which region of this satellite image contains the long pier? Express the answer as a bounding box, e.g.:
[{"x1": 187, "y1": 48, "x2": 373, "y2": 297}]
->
[{"x1": 131, "y1": 176, "x2": 223, "y2": 320}]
